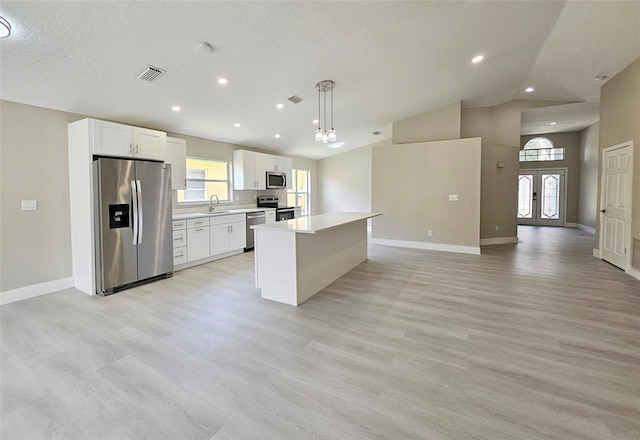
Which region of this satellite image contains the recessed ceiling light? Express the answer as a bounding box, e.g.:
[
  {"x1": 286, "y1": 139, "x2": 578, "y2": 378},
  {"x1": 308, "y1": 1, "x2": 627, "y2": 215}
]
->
[
  {"x1": 198, "y1": 42, "x2": 214, "y2": 53},
  {"x1": 234, "y1": 123, "x2": 240, "y2": 128},
  {"x1": 329, "y1": 142, "x2": 345, "y2": 149},
  {"x1": 276, "y1": 103, "x2": 284, "y2": 109},
  {"x1": 549, "y1": 122, "x2": 557, "y2": 125},
  {"x1": 594, "y1": 75, "x2": 608, "y2": 81},
  {"x1": 218, "y1": 78, "x2": 228, "y2": 85},
  {"x1": 171, "y1": 106, "x2": 181, "y2": 112},
  {"x1": 312, "y1": 119, "x2": 319, "y2": 124},
  {"x1": 471, "y1": 55, "x2": 484, "y2": 63},
  {"x1": 274, "y1": 134, "x2": 281, "y2": 138},
  {"x1": 525, "y1": 87, "x2": 534, "y2": 93},
  {"x1": 373, "y1": 131, "x2": 382, "y2": 136}
]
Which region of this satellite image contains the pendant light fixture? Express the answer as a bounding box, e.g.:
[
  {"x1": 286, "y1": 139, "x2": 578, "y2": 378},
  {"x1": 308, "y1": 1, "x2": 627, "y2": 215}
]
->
[
  {"x1": 0, "y1": 16, "x2": 11, "y2": 38},
  {"x1": 314, "y1": 80, "x2": 336, "y2": 143}
]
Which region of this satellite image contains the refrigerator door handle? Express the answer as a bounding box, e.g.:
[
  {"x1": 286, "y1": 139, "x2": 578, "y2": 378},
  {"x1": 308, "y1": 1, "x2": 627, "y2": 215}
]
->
[
  {"x1": 131, "y1": 180, "x2": 138, "y2": 245},
  {"x1": 136, "y1": 180, "x2": 143, "y2": 244}
]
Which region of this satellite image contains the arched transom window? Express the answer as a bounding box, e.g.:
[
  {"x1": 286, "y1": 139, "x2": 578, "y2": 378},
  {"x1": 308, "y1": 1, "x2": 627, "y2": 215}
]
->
[{"x1": 520, "y1": 137, "x2": 565, "y2": 162}]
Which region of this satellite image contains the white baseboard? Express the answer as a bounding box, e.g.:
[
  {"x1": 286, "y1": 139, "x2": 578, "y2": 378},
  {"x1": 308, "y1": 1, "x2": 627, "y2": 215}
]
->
[
  {"x1": 565, "y1": 222, "x2": 577, "y2": 228},
  {"x1": 577, "y1": 224, "x2": 596, "y2": 235},
  {"x1": 593, "y1": 248, "x2": 600, "y2": 258},
  {"x1": 1, "y1": 277, "x2": 74, "y2": 306},
  {"x1": 370, "y1": 238, "x2": 481, "y2": 255},
  {"x1": 480, "y1": 236, "x2": 518, "y2": 246},
  {"x1": 627, "y1": 266, "x2": 640, "y2": 282}
]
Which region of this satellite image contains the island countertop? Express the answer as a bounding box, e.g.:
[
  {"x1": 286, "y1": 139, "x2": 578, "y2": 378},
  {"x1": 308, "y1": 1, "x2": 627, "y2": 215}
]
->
[{"x1": 251, "y1": 212, "x2": 381, "y2": 234}]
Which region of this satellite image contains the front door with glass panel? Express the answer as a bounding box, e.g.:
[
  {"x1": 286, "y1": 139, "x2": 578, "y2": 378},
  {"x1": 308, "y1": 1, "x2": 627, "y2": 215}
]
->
[{"x1": 518, "y1": 169, "x2": 565, "y2": 226}]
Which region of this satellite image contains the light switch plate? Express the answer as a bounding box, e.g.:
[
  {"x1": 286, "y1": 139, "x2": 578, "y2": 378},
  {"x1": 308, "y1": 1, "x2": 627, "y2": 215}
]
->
[
  {"x1": 449, "y1": 194, "x2": 459, "y2": 201},
  {"x1": 21, "y1": 200, "x2": 38, "y2": 211}
]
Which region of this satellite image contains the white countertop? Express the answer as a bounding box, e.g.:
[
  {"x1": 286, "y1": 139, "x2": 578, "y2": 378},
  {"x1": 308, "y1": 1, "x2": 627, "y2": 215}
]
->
[
  {"x1": 251, "y1": 212, "x2": 381, "y2": 234},
  {"x1": 173, "y1": 208, "x2": 275, "y2": 221}
]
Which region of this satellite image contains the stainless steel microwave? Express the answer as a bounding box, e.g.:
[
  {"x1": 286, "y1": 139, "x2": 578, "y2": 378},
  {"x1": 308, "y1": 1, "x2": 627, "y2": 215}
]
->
[{"x1": 266, "y1": 171, "x2": 286, "y2": 189}]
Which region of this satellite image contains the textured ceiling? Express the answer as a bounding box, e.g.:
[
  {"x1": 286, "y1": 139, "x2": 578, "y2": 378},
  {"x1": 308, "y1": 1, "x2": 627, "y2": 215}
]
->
[
  {"x1": 1, "y1": 1, "x2": 639, "y2": 159},
  {"x1": 521, "y1": 102, "x2": 601, "y2": 135}
]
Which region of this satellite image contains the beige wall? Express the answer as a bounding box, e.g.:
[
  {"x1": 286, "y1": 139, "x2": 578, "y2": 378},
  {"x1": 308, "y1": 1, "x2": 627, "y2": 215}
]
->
[
  {"x1": 578, "y1": 122, "x2": 600, "y2": 230},
  {"x1": 392, "y1": 101, "x2": 461, "y2": 144},
  {"x1": 372, "y1": 138, "x2": 481, "y2": 248},
  {"x1": 317, "y1": 142, "x2": 381, "y2": 214},
  {"x1": 520, "y1": 131, "x2": 582, "y2": 224},
  {"x1": 598, "y1": 56, "x2": 640, "y2": 270},
  {"x1": 0, "y1": 101, "x2": 82, "y2": 291},
  {"x1": 0, "y1": 100, "x2": 317, "y2": 293},
  {"x1": 461, "y1": 100, "x2": 574, "y2": 240}
]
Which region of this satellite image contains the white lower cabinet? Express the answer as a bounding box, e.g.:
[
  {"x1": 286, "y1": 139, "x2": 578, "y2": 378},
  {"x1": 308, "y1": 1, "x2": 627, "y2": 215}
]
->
[
  {"x1": 187, "y1": 218, "x2": 210, "y2": 262},
  {"x1": 210, "y1": 214, "x2": 246, "y2": 256},
  {"x1": 265, "y1": 210, "x2": 276, "y2": 224},
  {"x1": 173, "y1": 247, "x2": 187, "y2": 265},
  {"x1": 174, "y1": 213, "x2": 246, "y2": 269},
  {"x1": 229, "y1": 222, "x2": 246, "y2": 250}
]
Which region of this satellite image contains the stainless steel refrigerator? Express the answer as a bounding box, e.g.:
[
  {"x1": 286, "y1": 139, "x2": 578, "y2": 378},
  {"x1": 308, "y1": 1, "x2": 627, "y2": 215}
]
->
[{"x1": 94, "y1": 157, "x2": 173, "y2": 295}]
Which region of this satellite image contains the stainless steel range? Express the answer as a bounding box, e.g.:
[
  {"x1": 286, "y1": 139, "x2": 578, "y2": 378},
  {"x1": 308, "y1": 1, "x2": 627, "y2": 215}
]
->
[{"x1": 257, "y1": 196, "x2": 295, "y2": 221}]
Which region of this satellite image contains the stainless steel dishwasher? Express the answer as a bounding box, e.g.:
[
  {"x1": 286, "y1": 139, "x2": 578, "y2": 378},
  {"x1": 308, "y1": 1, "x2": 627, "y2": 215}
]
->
[{"x1": 245, "y1": 211, "x2": 266, "y2": 251}]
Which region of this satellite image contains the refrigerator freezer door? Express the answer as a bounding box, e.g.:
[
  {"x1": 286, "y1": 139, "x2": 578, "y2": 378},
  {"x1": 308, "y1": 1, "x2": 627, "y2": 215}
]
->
[
  {"x1": 95, "y1": 158, "x2": 138, "y2": 292},
  {"x1": 135, "y1": 161, "x2": 173, "y2": 281}
]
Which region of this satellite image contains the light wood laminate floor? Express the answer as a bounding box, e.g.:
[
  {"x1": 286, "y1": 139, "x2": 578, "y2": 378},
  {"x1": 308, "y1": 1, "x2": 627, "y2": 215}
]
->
[{"x1": 2, "y1": 226, "x2": 639, "y2": 439}]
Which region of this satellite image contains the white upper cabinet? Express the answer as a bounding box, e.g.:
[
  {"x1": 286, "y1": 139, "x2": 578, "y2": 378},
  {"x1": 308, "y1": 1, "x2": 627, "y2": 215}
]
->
[
  {"x1": 133, "y1": 127, "x2": 165, "y2": 160},
  {"x1": 265, "y1": 156, "x2": 284, "y2": 172},
  {"x1": 165, "y1": 137, "x2": 186, "y2": 190},
  {"x1": 91, "y1": 120, "x2": 133, "y2": 157},
  {"x1": 233, "y1": 150, "x2": 266, "y2": 190},
  {"x1": 90, "y1": 119, "x2": 166, "y2": 160},
  {"x1": 283, "y1": 157, "x2": 293, "y2": 190}
]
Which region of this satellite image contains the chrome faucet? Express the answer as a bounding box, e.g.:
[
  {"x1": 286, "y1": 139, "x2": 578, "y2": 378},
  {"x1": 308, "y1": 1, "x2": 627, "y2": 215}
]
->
[{"x1": 209, "y1": 194, "x2": 219, "y2": 212}]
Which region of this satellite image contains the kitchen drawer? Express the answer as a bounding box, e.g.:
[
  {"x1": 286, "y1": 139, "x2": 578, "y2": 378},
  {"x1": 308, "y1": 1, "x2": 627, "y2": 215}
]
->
[
  {"x1": 173, "y1": 229, "x2": 186, "y2": 248},
  {"x1": 187, "y1": 217, "x2": 210, "y2": 228},
  {"x1": 173, "y1": 246, "x2": 187, "y2": 265},
  {"x1": 172, "y1": 220, "x2": 187, "y2": 231},
  {"x1": 209, "y1": 214, "x2": 245, "y2": 225}
]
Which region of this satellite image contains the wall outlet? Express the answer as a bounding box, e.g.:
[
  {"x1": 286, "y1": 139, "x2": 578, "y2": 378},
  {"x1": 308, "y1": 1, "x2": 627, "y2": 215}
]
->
[
  {"x1": 21, "y1": 200, "x2": 37, "y2": 211},
  {"x1": 449, "y1": 194, "x2": 459, "y2": 202},
  {"x1": 495, "y1": 226, "x2": 499, "y2": 232},
  {"x1": 427, "y1": 230, "x2": 433, "y2": 237}
]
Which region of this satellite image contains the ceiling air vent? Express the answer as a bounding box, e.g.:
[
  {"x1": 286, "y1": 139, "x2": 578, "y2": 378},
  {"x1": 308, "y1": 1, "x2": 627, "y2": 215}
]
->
[
  {"x1": 373, "y1": 131, "x2": 382, "y2": 136},
  {"x1": 137, "y1": 65, "x2": 166, "y2": 82},
  {"x1": 288, "y1": 95, "x2": 303, "y2": 104}
]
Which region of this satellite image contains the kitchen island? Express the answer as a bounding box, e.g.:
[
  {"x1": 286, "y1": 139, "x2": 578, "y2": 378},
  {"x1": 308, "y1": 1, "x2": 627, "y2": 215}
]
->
[{"x1": 252, "y1": 212, "x2": 381, "y2": 306}]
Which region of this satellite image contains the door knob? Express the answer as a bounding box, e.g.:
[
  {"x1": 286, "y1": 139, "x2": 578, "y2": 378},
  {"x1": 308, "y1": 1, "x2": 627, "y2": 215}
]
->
[{"x1": 600, "y1": 209, "x2": 606, "y2": 213}]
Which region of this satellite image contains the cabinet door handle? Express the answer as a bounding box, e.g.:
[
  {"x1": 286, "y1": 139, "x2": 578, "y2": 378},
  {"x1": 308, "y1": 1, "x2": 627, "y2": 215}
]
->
[
  {"x1": 129, "y1": 143, "x2": 133, "y2": 153},
  {"x1": 230, "y1": 225, "x2": 233, "y2": 232},
  {"x1": 195, "y1": 228, "x2": 204, "y2": 232},
  {"x1": 135, "y1": 144, "x2": 139, "y2": 154}
]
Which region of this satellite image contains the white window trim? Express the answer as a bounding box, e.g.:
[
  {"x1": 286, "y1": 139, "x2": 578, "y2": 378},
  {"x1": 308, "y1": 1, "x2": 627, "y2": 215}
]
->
[{"x1": 178, "y1": 157, "x2": 233, "y2": 205}]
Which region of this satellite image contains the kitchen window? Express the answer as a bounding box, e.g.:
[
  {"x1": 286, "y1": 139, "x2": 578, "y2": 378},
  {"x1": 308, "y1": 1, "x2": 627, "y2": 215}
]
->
[
  {"x1": 177, "y1": 157, "x2": 231, "y2": 203},
  {"x1": 287, "y1": 169, "x2": 311, "y2": 216}
]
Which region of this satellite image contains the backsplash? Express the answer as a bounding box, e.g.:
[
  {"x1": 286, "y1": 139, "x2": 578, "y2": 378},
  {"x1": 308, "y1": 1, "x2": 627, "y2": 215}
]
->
[{"x1": 171, "y1": 188, "x2": 288, "y2": 214}]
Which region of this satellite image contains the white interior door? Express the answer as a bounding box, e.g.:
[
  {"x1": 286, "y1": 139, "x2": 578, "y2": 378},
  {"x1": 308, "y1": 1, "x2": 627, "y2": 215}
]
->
[
  {"x1": 600, "y1": 145, "x2": 631, "y2": 269},
  {"x1": 518, "y1": 169, "x2": 565, "y2": 226}
]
